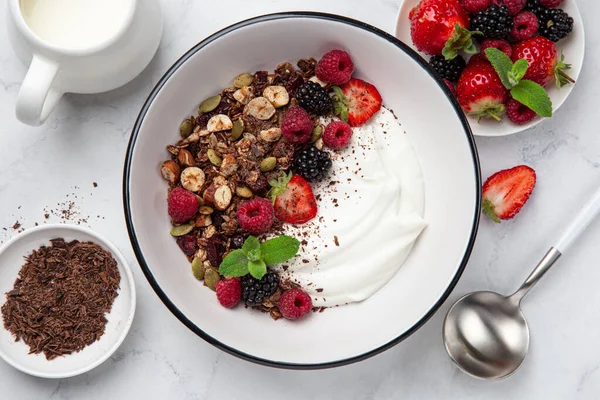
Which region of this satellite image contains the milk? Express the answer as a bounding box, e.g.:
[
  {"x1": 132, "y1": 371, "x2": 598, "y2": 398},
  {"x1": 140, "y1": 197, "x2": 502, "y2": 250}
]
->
[{"x1": 20, "y1": 0, "x2": 134, "y2": 50}]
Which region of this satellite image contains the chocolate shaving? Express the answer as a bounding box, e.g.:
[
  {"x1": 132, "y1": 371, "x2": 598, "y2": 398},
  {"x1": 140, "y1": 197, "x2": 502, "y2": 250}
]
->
[{"x1": 1, "y1": 239, "x2": 120, "y2": 360}]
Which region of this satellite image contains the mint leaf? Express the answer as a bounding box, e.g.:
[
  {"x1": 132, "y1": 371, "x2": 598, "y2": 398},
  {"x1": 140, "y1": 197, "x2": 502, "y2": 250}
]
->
[
  {"x1": 510, "y1": 80, "x2": 553, "y2": 118},
  {"x1": 484, "y1": 48, "x2": 514, "y2": 89},
  {"x1": 248, "y1": 259, "x2": 267, "y2": 280},
  {"x1": 482, "y1": 199, "x2": 501, "y2": 223},
  {"x1": 219, "y1": 249, "x2": 249, "y2": 277},
  {"x1": 247, "y1": 248, "x2": 261, "y2": 262},
  {"x1": 512, "y1": 59, "x2": 529, "y2": 82},
  {"x1": 260, "y1": 235, "x2": 300, "y2": 265},
  {"x1": 242, "y1": 236, "x2": 260, "y2": 255}
]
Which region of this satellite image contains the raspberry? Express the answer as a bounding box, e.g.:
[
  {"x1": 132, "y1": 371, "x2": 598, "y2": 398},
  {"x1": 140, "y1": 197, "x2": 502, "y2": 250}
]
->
[
  {"x1": 168, "y1": 187, "x2": 199, "y2": 223},
  {"x1": 539, "y1": 0, "x2": 563, "y2": 7},
  {"x1": 215, "y1": 278, "x2": 242, "y2": 308},
  {"x1": 444, "y1": 79, "x2": 457, "y2": 96},
  {"x1": 241, "y1": 272, "x2": 279, "y2": 306},
  {"x1": 506, "y1": 98, "x2": 536, "y2": 124},
  {"x1": 323, "y1": 121, "x2": 352, "y2": 149},
  {"x1": 236, "y1": 198, "x2": 274, "y2": 235},
  {"x1": 280, "y1": 106, "x2": 313, "y2": 144},
  {"x1": 460, "y1": 0, "x2": 491, "y2": 14},
  {"x1": 495, "y1": 0, "x2": 526, "y2": 15},
  {"x1": 316, "y1": 50, "x2": 354, "y2": 85},
  {"x1": 278, "y1": 288, "x2": 312, "y2": 320},
  {"x1": 510, "y1": 11, "x2": 539, "y2": 41},
  {"x1": 295, "y1": 81, "x2": 333, "y2": 115},
  {"x1": 176, "y1": 234, "x2": 197, "y2": 256},
  {"x1": 481, "y1": 39, "x2": 513, "y2": 59}
]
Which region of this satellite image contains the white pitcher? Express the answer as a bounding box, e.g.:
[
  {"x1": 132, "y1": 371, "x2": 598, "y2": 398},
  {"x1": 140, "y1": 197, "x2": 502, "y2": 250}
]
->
[{"x1": 6, "y1": 0, "x2": 163, "y2": 126}]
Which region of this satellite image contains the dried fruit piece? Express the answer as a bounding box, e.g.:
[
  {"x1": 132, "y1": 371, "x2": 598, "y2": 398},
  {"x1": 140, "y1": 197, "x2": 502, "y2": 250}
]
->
[
  {"x1": 178, "y1": 148, "x2": 196, "y2": 167},
  {"x1": 260, "y1": 157, "x2": 277, "y2": 172},
  {"x1": 180, "y1": 167, "x2": 206, "y2": 192},
  {"x1": 199, "y1": 95, "x2": 222, "y2": 113},
  {"x1": 191, "y1": 257, "x2": 205, "y2": 280},
  {"x1": 207, "y1": 149, "x2": 222, "y2": 166},
  {"x1": 180, "y1": 118, "x2": 194, "y2": 138},
  {"x1": 244, "y1": 97, "x2": 276, "y2": 120},
  {"x1": 234, "y1": 72, "x2": 254, "y2": 88},
  {"x1": 214, "y1": 185, "x2": 233, "y2": 211},
  {"x1": 259, "y1": 127, "x2": 282, "y2": 143},
  {"x1": 207, "y1": 114, "x2": 233, "y2": 132},
  {"x1": 204, "y1": 268, "x2": 221, "y2": 291},
  {"x1": 231, "y1": 119, "x2": 244, "y2": 140},
  {"x1": 161, "y1": 160, "x2": 181, "y2": 185},
  {"x1": 263, "y1": 85, "x2": 290, "y2": 108},
  {"x1": 170, "y1": 224, "x2": 194, "y2": 237},
  {"x1": 235, "y1": 186, "x2": 253, "y2": 198}
]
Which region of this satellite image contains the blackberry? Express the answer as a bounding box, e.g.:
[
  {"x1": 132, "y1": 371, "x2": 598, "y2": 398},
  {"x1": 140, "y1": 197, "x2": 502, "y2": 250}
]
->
[
  {"x1": 295, "y1": 81, "x2": 332, "y2": 115},
  {"x1": 292, "y1": 146, "x2": 332, "y2": 182},
  {"x1": 471, "y1": 5, "x2": 514, "y2": 39},
  {"x1": 429, "y1": 55, "x2": 466, "y2": 83},
  {"x1": 241, "y1": 272, "x2": 279, "y2": 306},
  {"x1": 526, "y1": 0, "x2": 573, "y2": 42}
]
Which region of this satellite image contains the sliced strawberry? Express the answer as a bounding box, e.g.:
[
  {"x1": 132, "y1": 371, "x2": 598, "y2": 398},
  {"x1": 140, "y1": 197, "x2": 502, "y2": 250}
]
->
[
  {"x1": 482, "y1": 165, "x2": 536, "y2": 223},
  {"x1": 334, "y1": 78, "x2": 382, "y2": 127},
  {"x1": 268, "y1": 172, "x2": 317, "y2": 224}
]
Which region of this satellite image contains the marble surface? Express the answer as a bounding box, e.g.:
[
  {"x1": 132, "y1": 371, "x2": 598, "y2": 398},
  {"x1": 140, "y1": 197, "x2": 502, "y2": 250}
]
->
[{"x1": 0, "y1": 0, "x2": 599, "y2": 398}]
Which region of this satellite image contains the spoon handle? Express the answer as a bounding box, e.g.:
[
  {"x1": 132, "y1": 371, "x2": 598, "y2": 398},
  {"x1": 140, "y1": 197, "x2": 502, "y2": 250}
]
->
[{"x1": 511, "y1": 186, "x2": 600, "y2": 303}]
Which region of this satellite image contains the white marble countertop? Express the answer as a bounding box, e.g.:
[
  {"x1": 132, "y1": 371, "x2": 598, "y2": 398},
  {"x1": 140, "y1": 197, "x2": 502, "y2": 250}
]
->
[{"x1": 1, "y1": 0, "x2": 599, "y2": 398}]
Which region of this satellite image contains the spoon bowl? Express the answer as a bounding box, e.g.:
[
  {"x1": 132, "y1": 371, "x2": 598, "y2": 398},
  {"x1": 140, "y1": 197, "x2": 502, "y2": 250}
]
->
[{"x1": 443, "y1": 291, "x2": 529, "y2": 380}]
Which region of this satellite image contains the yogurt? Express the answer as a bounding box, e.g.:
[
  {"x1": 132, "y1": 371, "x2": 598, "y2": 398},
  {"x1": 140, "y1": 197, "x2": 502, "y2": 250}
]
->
[{"x1": 276, "y1": 107, "x2": 426, "y2": 307}]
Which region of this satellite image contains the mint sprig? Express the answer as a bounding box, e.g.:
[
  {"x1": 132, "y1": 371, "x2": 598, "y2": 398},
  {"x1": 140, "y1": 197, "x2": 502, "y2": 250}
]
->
[
  {"x1": 484, "y1": 48, "x2": 552, "y2": 118},
  {"x1": 218, "y1": 235, "x2": 300, "y2": 279},
  {"x1": 442, "y1": 24, "x2": 482, "y2": 60},
  {"x1": 331, "y1": 86, "x2": 349, "y2": 122}
]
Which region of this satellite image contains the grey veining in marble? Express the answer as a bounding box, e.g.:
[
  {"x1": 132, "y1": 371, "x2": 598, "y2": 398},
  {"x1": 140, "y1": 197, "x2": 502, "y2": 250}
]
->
[{"x1": 1, "y1": 0, "x2": 599, "y2": 399}]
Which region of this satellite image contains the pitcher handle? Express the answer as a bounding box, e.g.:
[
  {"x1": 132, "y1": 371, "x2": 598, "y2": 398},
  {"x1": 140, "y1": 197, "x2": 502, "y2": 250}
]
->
[{"x1": 16, "y1": 55, "x2": 63, "y2": 126}]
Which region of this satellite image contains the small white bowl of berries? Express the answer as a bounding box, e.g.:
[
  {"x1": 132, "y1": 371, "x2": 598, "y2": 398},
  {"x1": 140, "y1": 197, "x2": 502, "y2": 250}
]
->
[{"x1": 395, "y1": 0, "x2": 585, "y2": 137}]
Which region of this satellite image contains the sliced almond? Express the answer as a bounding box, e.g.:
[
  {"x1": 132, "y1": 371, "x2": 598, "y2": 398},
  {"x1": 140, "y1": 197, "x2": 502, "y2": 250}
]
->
[
  {"x1": 244, "y1": 97, "x2": 276, "y2": 120},
  {"x1": 180, "y1": 167, "x2": 206, "y2": 192},
  {"x1": 160, "y1": 160, "x2": 180, "y2": 185},
  {"x1": 220, "y1": 154, "x2": 238, "y2": 176},
  {"x1": 263, "y1": 85, "x2": 289, "y2": 108},
  {"x1": 233, "y1": 86, "x2": 254, "y2": 105},
  {"x1": 195, "y1": 214, "x2": 212, "y2": 227},
  {"x1": 214, "y1": 185, "x2": 232, "y2": 211},
  {"x1": 207, "y1": 114, "x2": 233, "y2": 133},
  {"x1": 178, "y1": 148, "x2": 196, "y2": 167},
  {"x1": 259, "y1": 127, "x2": 282, "y2": 143}
]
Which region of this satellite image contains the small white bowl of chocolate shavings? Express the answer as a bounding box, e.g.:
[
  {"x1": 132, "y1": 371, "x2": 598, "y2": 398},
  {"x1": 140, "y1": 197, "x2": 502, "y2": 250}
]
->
[{"x1": 0, "y1": 224, "x2": 136, "y2": 378}]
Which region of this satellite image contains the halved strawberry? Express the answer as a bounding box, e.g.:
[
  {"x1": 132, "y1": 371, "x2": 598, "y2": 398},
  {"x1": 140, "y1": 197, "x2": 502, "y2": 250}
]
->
[
  {"x1": 268, "y1": 172, "x2": 317, "y2": 224},
  {"x1": 482, "y1": 165, "x2": 536, "y2": 223},
  {"x1": 332, "y1": 78, "x2": 382, "y2": 127}
]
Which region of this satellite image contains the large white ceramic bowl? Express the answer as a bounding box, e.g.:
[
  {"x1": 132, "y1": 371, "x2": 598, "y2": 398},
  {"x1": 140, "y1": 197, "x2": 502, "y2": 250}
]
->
[
  {"x1": 124, "y1": 12, "x2": 481, "y2": 368},
  {"x1": 395, "y1": 0, "x2": 585, "y2": 137},
  {"x1": 0, "y1": 225, "x2": 136, "y2": 378}
]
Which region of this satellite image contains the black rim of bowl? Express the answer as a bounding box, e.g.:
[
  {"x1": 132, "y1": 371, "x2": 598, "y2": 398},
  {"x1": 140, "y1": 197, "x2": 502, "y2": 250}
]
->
[{"x1": 123, "y1": 11, "x2": 481, "y2": 370}]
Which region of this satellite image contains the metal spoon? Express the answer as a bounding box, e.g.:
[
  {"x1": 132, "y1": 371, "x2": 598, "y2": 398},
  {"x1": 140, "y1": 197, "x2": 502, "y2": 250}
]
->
[{"x1": 443, "y1": 186, "x2": 600, "y2": 380}]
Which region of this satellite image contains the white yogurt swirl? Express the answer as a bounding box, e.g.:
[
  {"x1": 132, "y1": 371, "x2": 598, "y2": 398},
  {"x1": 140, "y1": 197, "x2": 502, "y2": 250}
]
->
[{"x1": 276, "y1": 107, "x2": 426, "y2": 307}]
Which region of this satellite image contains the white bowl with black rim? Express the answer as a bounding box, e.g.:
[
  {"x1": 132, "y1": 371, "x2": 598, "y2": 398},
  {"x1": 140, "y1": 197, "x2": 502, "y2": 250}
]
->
[
  {"x1": 124, "y1": 12, "x2": 481, "y2": 369},
  {"x1": 0, "y1": 224, "x2": 136, "y2": 378}
]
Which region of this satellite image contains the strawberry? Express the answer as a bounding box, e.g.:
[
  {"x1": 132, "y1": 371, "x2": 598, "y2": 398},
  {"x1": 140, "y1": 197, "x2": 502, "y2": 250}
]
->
[
  {"x1": 409, "y1": 0, "x2": 472, "y2": 56},
  {"x1": 456, "y1": 57, "x2": 509, "y2": 121},
  {"x1": 482, "y1": 165, "x2": 536, "y2": 222},
  {"x1": 512, "y1": 36, "x2": 574, "y2": 88},
  {"x1": 332, "y1": 78, "x2": 382, "y2": 127},
  {"x1": 268, "y1": 172, "x2": 317, "y2": 224}
]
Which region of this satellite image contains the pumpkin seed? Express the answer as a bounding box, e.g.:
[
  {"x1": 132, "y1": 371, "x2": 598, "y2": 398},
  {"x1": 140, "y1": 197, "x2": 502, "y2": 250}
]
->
[
  {"x1": 191, "y1": 258, "x2": 205, "y2": 280},
  {"x1": 198, "y1": 95, "x2": 221, "y2": 114},
  {"x1": 235, "y1": 186, "x2": 253, "y2": 198},
  {"x1": 260, "y1": 157, "x2": 277, "y2": 172},
  {"x1": 199, "y1": 206, "x2": 214, "y2": 215},
  {"x1": 207, "y1": 149, "x2": 222, "y2": 166},
  {"x1": 170, "y1": 224, "x2": 194, "y2": 237},
  {"x1": 195, "y1": 195, "x2": 204, "y2": 206},
  {"x1": 231, "y1": 119, "x2": 244, "y2": 141},
  {"x1": 311, "y1": 124, "x2": 324, "y2": 143},
  {"x1": 234, "y1": 73, "x2": 253, "y2": 88},
  {"x1": 180, "y1": 119, "x2": 194, "y2": 138},
  {"x1": 204, "y1": 268, "x2": 221, "y2": 291}
]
